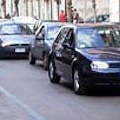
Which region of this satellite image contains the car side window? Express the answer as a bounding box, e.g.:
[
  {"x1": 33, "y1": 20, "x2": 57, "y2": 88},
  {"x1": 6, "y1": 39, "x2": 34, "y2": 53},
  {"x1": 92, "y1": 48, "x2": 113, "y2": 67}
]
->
[
  {"x1": 63, "y1": 28, "x2": 74, "y2": 47},
  {"x1": 98, "y1": 28, "x2": 114, "y2": 47},
  {"x1": 37, "y1": 26, "x2": 45, "y2": 40},
  {"x1": 54, "y1": 28, "x2": 70, "y2": 50},
  {"x1": 55, "y1": 28, "x2": 65, "y2": 44}
]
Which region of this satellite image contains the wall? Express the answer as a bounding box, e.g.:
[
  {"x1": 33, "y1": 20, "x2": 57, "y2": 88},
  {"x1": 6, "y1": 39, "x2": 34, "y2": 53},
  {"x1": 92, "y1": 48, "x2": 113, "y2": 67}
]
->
[
  {"x1": 72, "y1": 0, "x2": 109, "y2": 20},
  {"x1": 110, "y1": 0, "x2": 120, "y2": 22}
]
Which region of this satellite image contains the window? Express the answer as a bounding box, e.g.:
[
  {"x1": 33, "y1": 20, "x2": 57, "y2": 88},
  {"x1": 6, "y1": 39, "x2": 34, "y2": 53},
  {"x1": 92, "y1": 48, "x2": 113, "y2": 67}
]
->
[
  {"x1": 0, "y1": 24, "x2": 32, "y2": 35},
  {"x1": 37, "y1": 26, "x2": 45, "y2": 40},
  {"x1": 47, "y1": 25, "x2": 61, "y2": 40},
  {"x1": 55, "y1": 28, "x2": 65, "y2": 44},
  {"x1": 76, "y1": 27, "x2": 120, "y2": 48},
  {"x1": 63, "y1": 28, "x2": 74, "y2": 47}
]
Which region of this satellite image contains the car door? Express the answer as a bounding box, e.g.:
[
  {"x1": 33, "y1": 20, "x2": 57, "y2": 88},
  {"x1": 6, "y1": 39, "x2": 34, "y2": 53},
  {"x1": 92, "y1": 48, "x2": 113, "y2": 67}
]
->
[
  {"x1": 54, "y1": 27, "x2": 74, "y2": 79},
  {"x1": 34, "y1": 26, "x2": 45, "y2": 59},
  {"x1": 59, "y1": 28, "x2": 75, "y2": 80},
  {"x1": 53, "y1": 28, "x2": 68, "y2": 76}
]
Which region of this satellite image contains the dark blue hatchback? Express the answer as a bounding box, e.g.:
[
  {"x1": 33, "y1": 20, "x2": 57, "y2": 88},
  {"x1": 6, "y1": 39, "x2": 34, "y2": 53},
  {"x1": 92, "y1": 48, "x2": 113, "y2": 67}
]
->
[{"x1": 48, "y1": 24, "x2": 120, "y2": 95}]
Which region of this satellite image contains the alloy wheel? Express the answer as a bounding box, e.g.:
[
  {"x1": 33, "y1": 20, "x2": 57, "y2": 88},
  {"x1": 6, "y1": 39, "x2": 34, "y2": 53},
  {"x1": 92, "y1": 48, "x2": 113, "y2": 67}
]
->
[
  {"x1": 49, "y1": 61, "x2": 54, "y2": 80},
  {"x1": 74, "y1": 69, "x2": 80, "y2": 92}
]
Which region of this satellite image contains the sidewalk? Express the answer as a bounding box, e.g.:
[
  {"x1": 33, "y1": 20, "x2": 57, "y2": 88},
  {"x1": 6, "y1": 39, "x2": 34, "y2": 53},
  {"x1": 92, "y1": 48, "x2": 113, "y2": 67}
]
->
[{"x1": 0, "y1": 92, "x2": 31, "y2": 120}]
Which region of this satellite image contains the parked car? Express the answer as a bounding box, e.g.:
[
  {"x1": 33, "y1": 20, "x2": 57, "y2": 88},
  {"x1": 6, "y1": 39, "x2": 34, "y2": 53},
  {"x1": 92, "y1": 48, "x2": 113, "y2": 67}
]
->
[
  {"x1": 12, "y1": 16, "x2": 37, "y2": 32},
  {"x1": 86, "y1": 14, "x2": 109, "y2": 23},
  {"x1": 29, "y1": 22, "x2": 63, "y2": 70},
  {"x1": 0, "y1": 21, "x2": 34, "y2": 58},
  {"x1": 33, "y1": 19, "x2": 60, "y2": 33},
  {"x1": 48, "y1": 23, "x2": 120, "y2": 95}
]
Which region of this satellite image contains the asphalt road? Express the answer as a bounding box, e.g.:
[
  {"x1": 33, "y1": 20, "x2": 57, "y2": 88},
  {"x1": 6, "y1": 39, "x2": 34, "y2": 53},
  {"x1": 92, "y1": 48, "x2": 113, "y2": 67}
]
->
[{"x1": 0, "y1": 60, "x2": 120, "y2": 120}]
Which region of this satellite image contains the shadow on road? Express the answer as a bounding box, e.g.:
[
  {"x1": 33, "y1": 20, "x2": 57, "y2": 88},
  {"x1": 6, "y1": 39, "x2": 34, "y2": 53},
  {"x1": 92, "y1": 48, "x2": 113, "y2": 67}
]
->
[{"x1": 59, "y1": 80, "x2": 120, "y2": 97}]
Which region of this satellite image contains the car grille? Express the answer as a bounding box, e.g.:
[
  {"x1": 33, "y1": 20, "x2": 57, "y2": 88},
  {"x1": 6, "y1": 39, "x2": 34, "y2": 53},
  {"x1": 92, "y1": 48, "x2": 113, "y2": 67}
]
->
[
  {"x1": 110, "y1": 63, "x2": 120, "y2": 68},
  {"x1": 9, "y1": 44, "x2": 29, "y2": 47}
]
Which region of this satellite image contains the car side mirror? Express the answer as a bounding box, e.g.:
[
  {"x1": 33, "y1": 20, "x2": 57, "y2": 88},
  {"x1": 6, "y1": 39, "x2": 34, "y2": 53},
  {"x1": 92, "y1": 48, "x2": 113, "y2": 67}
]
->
[{"x1": 36, "y1": 34, "x2": 44, "y2": 41}]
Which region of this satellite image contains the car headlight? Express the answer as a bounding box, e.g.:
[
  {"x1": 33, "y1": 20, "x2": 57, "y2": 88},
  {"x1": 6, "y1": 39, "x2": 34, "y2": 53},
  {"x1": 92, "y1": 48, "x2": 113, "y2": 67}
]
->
[
  {"x1": 1, "y1": 42, "x2": 7, "y2": 47},
  {"x1": 1, "y1": 42, "x2": 11, "y2": 47},
  {"x1": 91, "y1": 61, "x2": 109, "y2": 69}
]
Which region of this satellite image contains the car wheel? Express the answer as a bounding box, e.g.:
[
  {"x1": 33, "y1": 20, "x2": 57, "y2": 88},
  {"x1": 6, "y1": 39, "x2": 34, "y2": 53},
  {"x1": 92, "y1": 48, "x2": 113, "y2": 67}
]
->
[
  {"x1": 43, "y1": 54, "x2": 48, "y2": 70},
  {"x1": 73, "y1": 67, "x2": 86, "y2": 95},
  {"x1": 0, "y1": 54, "x2": 3, "y2": 59},
  {"x1": 29, "y1": 52, "x2": 36, "y2": 65},
  {"x1": 48, "y1": 60, "x2": 60, "y2": 83}
]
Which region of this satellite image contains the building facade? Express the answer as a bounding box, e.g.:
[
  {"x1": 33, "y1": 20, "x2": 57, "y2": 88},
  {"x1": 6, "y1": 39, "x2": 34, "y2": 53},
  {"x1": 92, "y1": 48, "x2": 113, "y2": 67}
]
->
[{"x1": 0, "y1": 0, "x2": 110, "y2": 20}]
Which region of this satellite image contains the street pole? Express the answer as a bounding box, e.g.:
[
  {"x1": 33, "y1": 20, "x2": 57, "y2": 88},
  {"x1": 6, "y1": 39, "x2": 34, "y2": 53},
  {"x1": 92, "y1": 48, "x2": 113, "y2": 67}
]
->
[
  {"x1": 38, "y1": 0, "x2": 40, "y2": 19},
  {"x1": 26, "y1": 0, "x2": 28, "y2": 16},
  {"x1": 84, "y1": 0, "x2": 87, "y2": 22},
  {"x1": 92, "y1": 0, "x2": 97, "y2": 23},
  {"x1": 11, "y1": 0, "x2": 13, "y2": 17},
  {"x1": 1, "y1": 0, "x2": 6, "y2": 18},
  {"x1": 31, "y1": 0, "x2": 33, "y2": 17},
  {"x1": 29, "y1": 0, "x2": 33, "y2": 17},
  {"x1": 119, "y1": 0, "x2": 120, "y2": 22},
  {"x1": 65, "y1": 0, "x2": 67, "y2": 19},
  {"x1": 51, "y1": 0, "x2": 53, "y2": 20},
  {"x1": 66, "y1": 0, "x2": 73, "y2": 22},
  {"x1": 57, "y1": 0, "x2": 60, "y2": 20}
]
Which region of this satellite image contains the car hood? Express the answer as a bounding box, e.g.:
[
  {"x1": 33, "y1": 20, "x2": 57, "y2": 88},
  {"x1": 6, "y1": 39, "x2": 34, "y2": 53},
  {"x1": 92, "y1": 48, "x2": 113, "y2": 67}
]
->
[
  {"x1": 0, "y1": 35, "x2": 35, "y2": 44},
  {"x1": 80, "y1": 47, "x2": 120, "y2": 61}
]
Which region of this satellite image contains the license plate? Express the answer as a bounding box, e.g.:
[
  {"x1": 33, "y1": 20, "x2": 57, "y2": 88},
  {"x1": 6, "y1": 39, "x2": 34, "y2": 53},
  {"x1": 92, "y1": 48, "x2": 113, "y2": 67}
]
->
[{"x1": 15, "y1": 48, "x2": 26, "y2": 53}]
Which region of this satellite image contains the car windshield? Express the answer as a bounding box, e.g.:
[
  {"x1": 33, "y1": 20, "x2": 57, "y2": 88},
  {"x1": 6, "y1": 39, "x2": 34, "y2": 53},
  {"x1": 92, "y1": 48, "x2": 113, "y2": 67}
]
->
[
  {"x1": 47, "y1": 25, "x2": 61, "y2": 40},
  {"x1": 0, "y1": 24, "x2": 32, "y2": 35},
  {"x1": 77, "y1": 27, "x2": 120, "y2": 48}
]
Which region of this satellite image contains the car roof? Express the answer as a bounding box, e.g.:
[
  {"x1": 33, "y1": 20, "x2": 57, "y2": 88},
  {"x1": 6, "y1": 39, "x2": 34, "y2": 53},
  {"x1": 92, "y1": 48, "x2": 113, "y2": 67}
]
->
[
  {"x1": 37, "y1": 19, "x2": 59, "y2": 22},
  {"x1": 62, "y1": 22, "x2": 120, "y2": 29},
  {"x1": 40, "y1": 22, "x2": 65, "y2": 27},
  {"x1": 0, "y1": 20, "x2": 31, "y2": 26},
  {"x1": 35, "y1": 22, "x2": 65, "y2": 35},
  {"x1": 11, "y1": 16, "x2": 37, "y2": 24}
]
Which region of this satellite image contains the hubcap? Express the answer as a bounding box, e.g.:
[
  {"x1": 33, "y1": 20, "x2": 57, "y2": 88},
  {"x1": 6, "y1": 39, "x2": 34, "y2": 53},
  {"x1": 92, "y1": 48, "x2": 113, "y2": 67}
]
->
[
  {"x1": 74, "y1": 70, "x2": 80, "y2": 92},
  {"x1": 49, "y1": 61, "x2": 54, "y2": 79}
]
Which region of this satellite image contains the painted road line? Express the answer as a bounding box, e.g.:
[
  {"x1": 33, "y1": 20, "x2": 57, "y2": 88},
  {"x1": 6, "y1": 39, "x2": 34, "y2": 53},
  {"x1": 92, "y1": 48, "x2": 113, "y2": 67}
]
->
[{"x1": 0, "y1": 86, "x2": 45, "y2": 120}]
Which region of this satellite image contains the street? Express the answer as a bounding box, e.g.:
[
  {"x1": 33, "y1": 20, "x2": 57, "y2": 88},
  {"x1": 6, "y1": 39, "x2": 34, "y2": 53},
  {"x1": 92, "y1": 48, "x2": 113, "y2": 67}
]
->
[{"x1": 0, "y1": 60, "x2": 119, "y2": 120}]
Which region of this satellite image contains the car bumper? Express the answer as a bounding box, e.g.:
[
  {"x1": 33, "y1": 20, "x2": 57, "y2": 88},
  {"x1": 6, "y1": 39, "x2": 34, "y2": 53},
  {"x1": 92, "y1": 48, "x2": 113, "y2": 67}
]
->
[
  {"x1": 0, "y1": 46, "x2": 30, "y2": 58},
  {"x1": 83, "y1": 68, "x2": 120, "y2": 86}
]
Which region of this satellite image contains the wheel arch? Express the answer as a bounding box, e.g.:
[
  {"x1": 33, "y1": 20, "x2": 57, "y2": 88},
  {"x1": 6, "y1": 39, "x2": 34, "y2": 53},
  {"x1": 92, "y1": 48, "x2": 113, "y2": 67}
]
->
[{"x1": 71, "y1": 58, "x2": 83, "y2": 79}]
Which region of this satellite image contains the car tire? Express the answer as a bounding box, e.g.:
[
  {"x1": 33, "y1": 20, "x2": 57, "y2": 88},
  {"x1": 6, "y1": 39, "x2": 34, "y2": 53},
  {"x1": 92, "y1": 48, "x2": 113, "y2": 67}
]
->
[
  {"x1": 43, "y1": 54, "x2": 48, "y2": 70},
  {"x1": 29, "y1": 52, "x2": 36, "y2": 65},
  {"x1": 73, "y1": 67, "x2": 86, "y2": 95},
  {"x1": 0, "y1": 54, "x2": 3, "y2": 59},
  {"x1": 48, "y1": 60, "x2": 60, "y2": 83}
]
